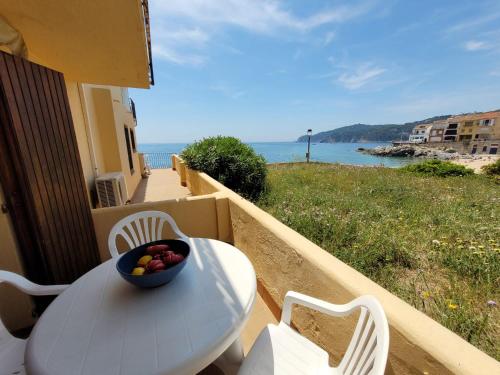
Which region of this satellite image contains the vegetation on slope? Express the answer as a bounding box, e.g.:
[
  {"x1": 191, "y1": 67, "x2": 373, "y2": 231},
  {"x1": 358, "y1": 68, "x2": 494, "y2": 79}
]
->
[
  {"x1": 297, "y1": 115, "x2": 450, "y2": 143},
  {"x1": 402, "y1": 159, "x2": 474, "y2": 177},
  {"x1": 482, "y1": 159, "x2": 500, "y2": 181},
  {"x1": 258, "y1": 163, "x2": 499, "y2": 359}
]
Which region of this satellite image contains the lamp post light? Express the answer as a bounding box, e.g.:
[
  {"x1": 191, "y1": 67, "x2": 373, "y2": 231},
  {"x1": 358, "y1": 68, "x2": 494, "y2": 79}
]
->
[{"x1": 306, "y1": 129, "x2": 312, "y2": 163}]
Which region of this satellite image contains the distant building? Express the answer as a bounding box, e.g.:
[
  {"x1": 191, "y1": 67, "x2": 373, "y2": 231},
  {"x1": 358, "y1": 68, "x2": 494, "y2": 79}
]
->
[
  {"x1": 452, "y1": 111, "x2": 500, "y2": 154},
  {"x1": 409, "y1": 124, "x2": 432, "y2": 143},
  {"x1": 428, "y1": 121, "x2": 447, "y2": 142},
  {"x1": 443, "y1": 119, "x2": 460, "y2": 142},
  {"x1": 454, "y1": 111, "x2": 500, "y2": 142}
]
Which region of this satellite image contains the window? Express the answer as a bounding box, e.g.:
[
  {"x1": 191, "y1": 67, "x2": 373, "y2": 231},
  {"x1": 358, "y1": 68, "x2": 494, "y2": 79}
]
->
[
  {"x1": 124, "y1": 126, "x2": 134, "y2": 172},
  {"x1": 480, "y1": 119, "x2": 493, "y2": 126},
  {"x1": 130, "y1": 129, "x2": 137, "y2": 152},
  {"x1": 464, "y1": 121, "x2": 473, "y2": 126}
]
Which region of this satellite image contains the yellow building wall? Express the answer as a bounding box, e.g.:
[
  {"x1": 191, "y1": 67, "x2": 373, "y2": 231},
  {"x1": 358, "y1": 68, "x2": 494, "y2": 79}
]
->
[
  {"x1": 87, "y1": 85, "x2": 141, "y2": 201},
  {"x1": 79, "y1": 85, "x2": 107, "y2": 177},
  {"x1": 0, "y1": 185, "x2": 36, "y2": 331},
  {"x1": 65, "y1": 81, "x2": 94, "y2": 204},
  {"x1": 457, "y1": 115, "x2": 500, "y2": 139},
  {"x1": 66, "y1": 82, "x2": 142, "y2": 205},
  {"x1": 91, "y1": 88, "x2": 122, "y2": 173},
  {"x1": 112, "y1": 101, "x2": 141, "y2": 201}
]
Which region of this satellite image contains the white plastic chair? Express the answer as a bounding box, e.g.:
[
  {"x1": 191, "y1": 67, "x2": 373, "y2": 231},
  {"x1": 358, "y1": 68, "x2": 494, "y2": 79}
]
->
[
  {"x1": 238, "y1": 292, "x2": 390, "y2": 375},
  {"x1": 107, "y1": 210, "x2": 187, "y2": 258},
  {"x1": 0, "y1": 270, "x2": 68, "y2": 375}
]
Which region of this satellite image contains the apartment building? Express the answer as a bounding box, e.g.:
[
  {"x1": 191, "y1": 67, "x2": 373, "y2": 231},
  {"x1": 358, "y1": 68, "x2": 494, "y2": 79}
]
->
[
  {"x1": 455, "y1": 111, "x2": 500, "y2": 154},
  {"x1": 408, "y1": 123, "x2": 432, "y2": 143},
  {"x1": 428, "y1": 121, "x2": 447, "y2": 143}
]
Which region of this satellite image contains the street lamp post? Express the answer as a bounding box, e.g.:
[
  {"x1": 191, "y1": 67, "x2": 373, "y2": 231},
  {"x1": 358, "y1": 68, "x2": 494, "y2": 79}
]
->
[{"x1": 306, "y1": 129, "x2": 312, "y2": 163}]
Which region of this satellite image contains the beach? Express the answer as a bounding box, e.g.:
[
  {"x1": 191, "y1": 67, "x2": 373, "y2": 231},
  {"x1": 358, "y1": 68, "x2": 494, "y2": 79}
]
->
[{"x1": 453, "y1": 154, "x2": 500, "y2": 173}]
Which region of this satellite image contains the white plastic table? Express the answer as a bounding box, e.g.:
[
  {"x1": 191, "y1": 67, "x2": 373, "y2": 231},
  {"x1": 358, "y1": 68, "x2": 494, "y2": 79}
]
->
[{"x1": 25, "y1": 238, "x2": 256, "y2": 375}]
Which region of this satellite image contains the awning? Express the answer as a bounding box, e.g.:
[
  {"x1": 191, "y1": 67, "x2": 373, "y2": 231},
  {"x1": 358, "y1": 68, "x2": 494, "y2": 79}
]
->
[{"x1": 0, "y1": 0, "x2": 153, "y2": 88}]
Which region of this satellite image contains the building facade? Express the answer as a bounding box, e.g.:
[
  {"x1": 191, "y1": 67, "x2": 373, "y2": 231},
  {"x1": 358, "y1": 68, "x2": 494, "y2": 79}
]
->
[
  {"x1": 455, "y1": 111, "x2": 500, "y2": 154},
  {"x1": 443, "y1": 120, "x2": 459, "y2": 142},
  {"x1": 68, "y1": 83, "x2": 142, "y2": 207},
  {"x1": 428, "y1": 121, "x2": 447, "y2": 143},
  {"x1": 409, "y1": 123, "x2": 432, "y2": 143}
]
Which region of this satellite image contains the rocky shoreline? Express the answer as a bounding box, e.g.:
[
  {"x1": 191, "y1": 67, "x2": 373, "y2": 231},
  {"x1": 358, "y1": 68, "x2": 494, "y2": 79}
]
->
[{"x1": 357, "y1": 145, "x2": 460, "y2": 160}]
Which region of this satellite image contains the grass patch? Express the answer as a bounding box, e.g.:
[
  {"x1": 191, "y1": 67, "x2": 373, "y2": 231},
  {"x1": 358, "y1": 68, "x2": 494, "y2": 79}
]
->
[{"x1": 258, "y1": 163, "x2": 499, "y2": 359}]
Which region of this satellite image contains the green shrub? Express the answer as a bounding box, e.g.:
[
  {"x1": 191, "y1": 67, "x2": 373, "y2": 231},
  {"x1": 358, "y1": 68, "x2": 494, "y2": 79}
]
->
[
  {"x1": 401, "y1": 159, "x2": 474, "y2": 177},
  {"x1": 181, "y1": 136, "x2": 267, "y2": 201},
  {"x1": 481, "y1": 159, "x2": 500, "y2": 176}
]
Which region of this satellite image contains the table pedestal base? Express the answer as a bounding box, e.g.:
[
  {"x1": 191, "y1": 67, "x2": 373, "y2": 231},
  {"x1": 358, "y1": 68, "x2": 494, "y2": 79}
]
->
[{"x1": 214, "y1": 337, "x2": 244, "y2": 375}]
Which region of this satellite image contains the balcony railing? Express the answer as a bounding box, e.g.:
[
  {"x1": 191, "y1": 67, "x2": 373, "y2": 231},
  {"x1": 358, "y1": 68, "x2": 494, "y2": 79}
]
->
[{"x1": 143, "y1": 152, "x2": 173, "y2": 169}]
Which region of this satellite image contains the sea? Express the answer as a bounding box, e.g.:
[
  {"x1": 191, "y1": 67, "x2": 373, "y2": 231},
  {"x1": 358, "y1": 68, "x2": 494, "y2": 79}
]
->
[{"x1": 138, "y1": 142, "x2": 413, "y2": 168}]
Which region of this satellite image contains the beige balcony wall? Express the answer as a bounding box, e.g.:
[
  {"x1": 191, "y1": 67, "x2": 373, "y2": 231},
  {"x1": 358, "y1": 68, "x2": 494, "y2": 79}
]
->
[{"x1": 91, "y1": 195, "x2": 221, "y2": 262}]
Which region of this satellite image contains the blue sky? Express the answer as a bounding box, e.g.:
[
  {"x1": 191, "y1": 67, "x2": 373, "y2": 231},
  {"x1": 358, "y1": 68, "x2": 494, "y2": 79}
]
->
[{"x1": 130, "y1": 0, "x2": 500, "y2": 143}]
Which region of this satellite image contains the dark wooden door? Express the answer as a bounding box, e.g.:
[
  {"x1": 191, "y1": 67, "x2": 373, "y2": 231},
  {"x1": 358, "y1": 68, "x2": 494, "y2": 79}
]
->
[{"x1": 0, "y1": 51, "x2": 100, "y2": 289}]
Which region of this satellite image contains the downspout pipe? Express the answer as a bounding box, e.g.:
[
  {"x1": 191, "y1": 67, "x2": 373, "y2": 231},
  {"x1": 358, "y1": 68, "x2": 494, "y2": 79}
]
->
[{"x1": 77, "y1": 84, "x2": 99, "y2": 178}]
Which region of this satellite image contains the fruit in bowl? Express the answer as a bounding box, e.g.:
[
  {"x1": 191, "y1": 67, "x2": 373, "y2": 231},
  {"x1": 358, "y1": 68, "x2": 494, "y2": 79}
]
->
[
  {"x1": 116, "y1": 239, "x2": 190, "y2": 288},
  {"x1": 133, "y1": 244, "x2": 185, "y2": 275}
]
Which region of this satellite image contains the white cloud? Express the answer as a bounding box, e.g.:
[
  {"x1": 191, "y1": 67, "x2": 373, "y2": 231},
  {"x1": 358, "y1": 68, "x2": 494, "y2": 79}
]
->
[
  {"x1": 151, "y1": 19, "x2": 211, "y2": 65},
  {"x1": 327, "y1": 56, "x2": 336, "y2": 64},
  {"x1": 150, "y1": 0, "x2": 376, "y2": 66},
  {"x1": 323, "y1": 31, "x2": 336, "y2": 46},
  {"x1": 490, "y1": 70, "x2": 500, "y2": 76},
  {"x1": 447, "y1": 11, "x2": 500, "y2": 34},
  {"x1": 152, "y1": 0, "x2": 373, "y2": 34},
  {"x1": 338, "y1": 64, "x2": 386, "y2": 89},
  {"x1": 155, "y1": 27, "x2": 210, "y2": 46},
  {"x1": 152, "y1": 45, "x2": 207, "y2": 66},
  {"x1": 464, "y1": 40, "x2": 489, "y2": 51},
  {"x1": 210, "y1": 83, "x2": 246, "y2": 99}
]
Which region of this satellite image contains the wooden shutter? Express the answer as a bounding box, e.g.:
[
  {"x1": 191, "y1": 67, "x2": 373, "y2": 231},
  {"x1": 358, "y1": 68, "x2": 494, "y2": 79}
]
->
[{"x1": 0, "y1": 51, "x2": 100, "y2": 285}]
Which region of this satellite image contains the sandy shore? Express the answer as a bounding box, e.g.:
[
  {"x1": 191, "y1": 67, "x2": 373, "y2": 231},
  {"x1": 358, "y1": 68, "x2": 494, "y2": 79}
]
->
[{"x1": 452, "y1": 154, "x2": 499, "y2": 173}]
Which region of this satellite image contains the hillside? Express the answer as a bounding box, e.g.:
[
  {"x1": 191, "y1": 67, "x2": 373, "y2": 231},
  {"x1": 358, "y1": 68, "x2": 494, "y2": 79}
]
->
[{"x1": 297, "y1": 115, "x2": 451, "y2": 143}]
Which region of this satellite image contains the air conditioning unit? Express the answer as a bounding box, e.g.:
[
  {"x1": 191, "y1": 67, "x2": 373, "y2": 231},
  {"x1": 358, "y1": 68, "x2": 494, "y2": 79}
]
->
[{"x1": 95, "y1": 172, "x2": 128, "y2": 207}]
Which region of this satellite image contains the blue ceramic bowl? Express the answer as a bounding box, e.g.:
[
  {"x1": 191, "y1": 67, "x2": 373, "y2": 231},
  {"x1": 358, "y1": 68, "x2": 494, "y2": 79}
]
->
[{"x1": 116, "y1": 239, "x2": 190, "y2": 288}]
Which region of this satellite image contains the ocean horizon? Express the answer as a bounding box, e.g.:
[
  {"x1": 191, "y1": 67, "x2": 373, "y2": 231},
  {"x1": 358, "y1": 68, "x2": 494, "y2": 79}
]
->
[{"x1": 139, "y1": 142, "x2": 413, "y2": 167}]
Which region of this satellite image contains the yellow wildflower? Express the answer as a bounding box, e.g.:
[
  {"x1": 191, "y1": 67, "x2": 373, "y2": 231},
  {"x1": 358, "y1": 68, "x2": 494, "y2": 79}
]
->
[
  {"x1": 448, "y1": 302, "x2": 458, "y2": 310},
  {"x1": 422, "y1": 291, "x2": 430, "y2": 299}
]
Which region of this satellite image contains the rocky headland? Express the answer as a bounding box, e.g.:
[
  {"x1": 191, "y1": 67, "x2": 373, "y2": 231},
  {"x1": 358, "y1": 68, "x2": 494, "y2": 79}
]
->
[{"x1": 357, "y1": 144, "x2": 459, "y2": 160}]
